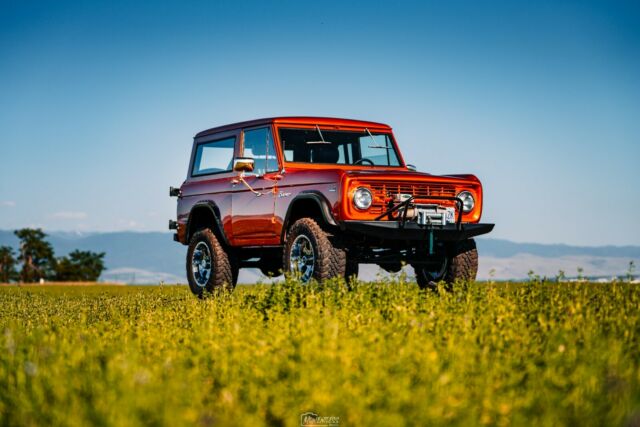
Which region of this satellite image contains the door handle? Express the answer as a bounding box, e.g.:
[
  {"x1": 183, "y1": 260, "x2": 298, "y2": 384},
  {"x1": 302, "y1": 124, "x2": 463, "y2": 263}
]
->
[{"x1": 232, "y1": 175, "x2": 263, "y2": 196}]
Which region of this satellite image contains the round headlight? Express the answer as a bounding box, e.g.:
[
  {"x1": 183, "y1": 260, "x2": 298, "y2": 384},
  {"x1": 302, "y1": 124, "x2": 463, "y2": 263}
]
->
[
  {"x1": 353, "y1": 187, "x2": 373, "y2": 210},
  {"x1": 457, "y1": 191, "x2": 475, "y2": 213}
]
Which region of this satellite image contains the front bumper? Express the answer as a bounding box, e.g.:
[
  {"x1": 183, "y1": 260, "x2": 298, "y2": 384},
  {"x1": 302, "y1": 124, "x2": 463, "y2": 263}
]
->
[{"x1": 340, "y1": 221, "x2": 494, "y2": 242}]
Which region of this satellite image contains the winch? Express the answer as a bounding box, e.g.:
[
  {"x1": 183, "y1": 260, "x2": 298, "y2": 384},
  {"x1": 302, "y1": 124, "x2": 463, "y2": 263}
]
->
[{"x1": 393, "y1": 193, "x2": 456, "y2": 226}]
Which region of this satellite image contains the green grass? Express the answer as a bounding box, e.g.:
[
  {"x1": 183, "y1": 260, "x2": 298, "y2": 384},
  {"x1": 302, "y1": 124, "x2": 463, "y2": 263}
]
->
[{"x1": 1, "y1": 278, "x2": 639, "y2": 426}]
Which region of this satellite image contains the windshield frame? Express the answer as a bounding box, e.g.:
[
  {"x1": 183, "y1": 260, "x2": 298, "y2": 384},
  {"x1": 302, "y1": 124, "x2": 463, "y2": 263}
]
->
[{"x1": 275, "y1": 125, "x2": 406, "y2": 169}]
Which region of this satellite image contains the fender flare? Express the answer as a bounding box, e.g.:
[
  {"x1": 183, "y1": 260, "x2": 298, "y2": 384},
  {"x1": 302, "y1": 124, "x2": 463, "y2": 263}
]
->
[
  {"x1": 280, "y1": 191, "x2": 338, "y2": 242},
  {"x1": 186, "y1": 200, "x2": 230, "y2": 247}
]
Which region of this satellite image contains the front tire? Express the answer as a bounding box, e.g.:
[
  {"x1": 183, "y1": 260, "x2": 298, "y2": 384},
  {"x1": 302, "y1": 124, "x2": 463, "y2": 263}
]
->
[
  {"x1": 283, "y1": 218, "x2": 346, "y2": 283},
  {"x1": 413, "y1": 239, "x2": 478, "y2": 290},
  {"x1": 186, "y1": 229, "x2": 234, "y2": 297}
]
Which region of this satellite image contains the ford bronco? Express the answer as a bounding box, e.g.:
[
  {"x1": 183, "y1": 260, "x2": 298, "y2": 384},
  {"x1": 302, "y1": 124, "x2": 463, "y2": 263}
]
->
[{"x1": 170, "y1": 117, "x2": 494, "y2": 296}]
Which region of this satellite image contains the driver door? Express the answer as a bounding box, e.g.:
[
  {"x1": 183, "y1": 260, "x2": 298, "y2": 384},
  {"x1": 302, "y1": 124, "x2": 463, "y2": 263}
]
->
[{"x1": 231, "y1": 126, "x2": 280, "y2": 245}]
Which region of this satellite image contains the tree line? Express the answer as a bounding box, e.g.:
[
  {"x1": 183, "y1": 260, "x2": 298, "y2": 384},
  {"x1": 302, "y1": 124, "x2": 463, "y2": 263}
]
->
[{"x1": 0, "y1": 229, "x2": 105, "y2": 283}]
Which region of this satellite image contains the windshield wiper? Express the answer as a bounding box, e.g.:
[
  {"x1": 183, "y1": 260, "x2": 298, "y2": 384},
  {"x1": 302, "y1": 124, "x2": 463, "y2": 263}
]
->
[
  {"x1": 306, "y1": 125, "x2": 333, "y2": 144},
  {"x1": 365, "y1": 128, "x2": 392, "y2": 149}
]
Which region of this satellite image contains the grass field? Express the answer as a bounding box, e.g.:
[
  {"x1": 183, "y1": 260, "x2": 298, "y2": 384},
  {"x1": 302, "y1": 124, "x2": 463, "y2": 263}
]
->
[{"x1": 1, "y1": 278, "x2": 639, "y2": 426}]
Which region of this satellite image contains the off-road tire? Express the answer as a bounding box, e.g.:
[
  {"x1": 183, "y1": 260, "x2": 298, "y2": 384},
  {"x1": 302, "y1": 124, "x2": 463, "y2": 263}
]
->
[
  {"x1": 283, "y1": 218, "x2": 346, "y2": 283},
  {"x1": 414, "y1": 238, "x2": 478, "y2": 290},
  {"x1": 259, "y1": 251, "x2": 284, "y2": 277},
  {"x1": 186, "y1": 229, "x2": 234, "y2": 297}
]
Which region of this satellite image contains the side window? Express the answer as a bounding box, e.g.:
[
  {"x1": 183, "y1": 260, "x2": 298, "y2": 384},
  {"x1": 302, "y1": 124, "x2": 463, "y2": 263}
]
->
[
  {"x1": 283, "y1": 149, "x2": 294, "y2": 161},
  {"x1": 243, "y1": 127, "x2": 278, "y2": 175},
  {"x1": 337, "y1": 145, "x2": 345, "y2": 164},
  {"x1": 336, "y1": 143, "x2": 352, "y2": 165},
  {"x1": 191, "y1": 137, "x2": 236, "y2": 176}
]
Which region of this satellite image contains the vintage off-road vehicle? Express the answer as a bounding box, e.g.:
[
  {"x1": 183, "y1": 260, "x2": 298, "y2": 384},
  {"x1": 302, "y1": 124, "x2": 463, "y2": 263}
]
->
[{"x1": 170, "y1": 117, "x2": 493, "y2": 296}]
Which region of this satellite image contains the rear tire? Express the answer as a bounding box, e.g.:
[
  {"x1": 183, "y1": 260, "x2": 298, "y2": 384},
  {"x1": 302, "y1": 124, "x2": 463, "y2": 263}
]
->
[
  {"x1": 414, "y1": 239, "x2": 478, "y2": 290},
  {"x1": 283, "y1": 218, "x2": 346, "y2": 283},
  {"x1": 186, "y1": 229, "x2": 234, "y2": 297}
]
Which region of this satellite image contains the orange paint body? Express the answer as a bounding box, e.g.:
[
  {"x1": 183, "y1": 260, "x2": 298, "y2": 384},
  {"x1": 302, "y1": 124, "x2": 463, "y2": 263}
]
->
[{"x1": 174, "y1": 117, "x2": 489, "y2": 248}]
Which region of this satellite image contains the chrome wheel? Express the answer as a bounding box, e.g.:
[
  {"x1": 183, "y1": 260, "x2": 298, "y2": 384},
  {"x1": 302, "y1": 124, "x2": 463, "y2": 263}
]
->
[
  {"x1": 289, "y1": 235, "x2": 315, "y2": 283},
  {"x1": 191, "y1": 241, "x2": 212, "y2": 287}
]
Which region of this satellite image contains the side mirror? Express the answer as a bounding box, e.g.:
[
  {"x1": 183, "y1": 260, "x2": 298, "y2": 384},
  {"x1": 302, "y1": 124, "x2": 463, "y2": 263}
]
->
[
  {"x1": 233, "y1": 157, "x2": 255, "y2": 173},
  {"x1": 406, "y1": 164, "x2": 417, "y2": 172}
]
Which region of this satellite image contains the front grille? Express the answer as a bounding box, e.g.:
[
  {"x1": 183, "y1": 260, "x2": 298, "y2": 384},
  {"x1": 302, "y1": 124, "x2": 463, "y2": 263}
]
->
[{"x1": 367, "y1": 181, "x2": 457, "y2": 214}]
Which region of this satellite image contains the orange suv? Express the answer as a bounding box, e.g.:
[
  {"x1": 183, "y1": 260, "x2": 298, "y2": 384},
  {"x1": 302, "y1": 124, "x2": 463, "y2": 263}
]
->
[{"x1": 170, "y1": 117, "x2": 493, "y2": 296}]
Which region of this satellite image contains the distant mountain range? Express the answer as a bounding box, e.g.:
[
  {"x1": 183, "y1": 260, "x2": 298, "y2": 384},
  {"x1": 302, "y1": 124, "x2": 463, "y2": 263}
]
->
[{"x1": 1, "y1": 230, "x2": 637, "y2": 283}]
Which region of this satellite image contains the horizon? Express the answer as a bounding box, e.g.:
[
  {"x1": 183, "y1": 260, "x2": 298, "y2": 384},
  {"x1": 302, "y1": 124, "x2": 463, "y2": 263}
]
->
[
  {"x1": 1, "y1": 227, "x2": 637, "y2": 282},
  {"x1": 1, "y1": 0, "x2": 639, "y2": 246},
  {"x1": 2, "y1": 228, "x2": 640, "y2": 250}
]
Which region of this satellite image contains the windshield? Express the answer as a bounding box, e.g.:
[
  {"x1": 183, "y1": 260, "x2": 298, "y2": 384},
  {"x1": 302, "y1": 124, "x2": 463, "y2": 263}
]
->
[{"x1": 279, "y1": 128, "x2": 402, "y2": 167}]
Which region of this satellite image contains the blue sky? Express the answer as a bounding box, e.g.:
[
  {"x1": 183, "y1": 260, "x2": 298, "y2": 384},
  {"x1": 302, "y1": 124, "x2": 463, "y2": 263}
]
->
[{"x1": 1, "y1": 0, "x2": 638, "y2": 246}]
